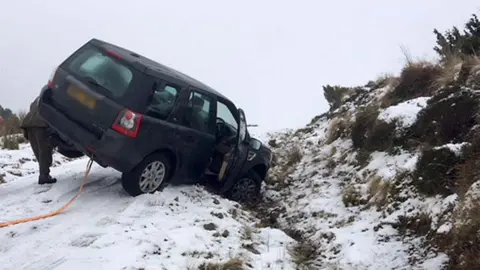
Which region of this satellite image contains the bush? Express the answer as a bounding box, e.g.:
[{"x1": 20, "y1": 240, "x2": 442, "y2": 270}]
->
[
  {"x1": 2, "y1": 135, "x2": 19, "y2": 150},
  {"x1": 433, "y1": 13, "x2": 480, "y2": 62},
  {"x1": 350, "y1": 104, "x2": 400, "y2": 153},
  {"x1": 413, "y1": 147, "x2": 463, "y2": 196},
  {"x1": 325, "y1": 116, "x2": 352, "y2": 144},
  {"x1": 435, "y1": 201, "x2": 480, "y2": 270},
  {"x1": 198, "y1": 257, "x2": 245, "y2": 270},
  {"x1": 411, "y1": 88, "x2": 478, "y2": 146},
  {"x1": 323, "y1": 85, "x2": 352, "y2": 111},
  {"x1": 394, "y1": 212, "x2": 432, "y2": 237},
  {"x1": 382, "y1": 61, "x2": 442, "y2": 107},
  {"x1": 351, "y1": 105, "x2": 379, "y2": 149},
  {"x1": 0, "y1": 105, "x2": 13, "y2": 120},
  {"x1": 1, "y1": 113, "x2": 21, "y2": 136},
  {"x1": 365, "y1": 120, "x2": 397, "y2": 152}
]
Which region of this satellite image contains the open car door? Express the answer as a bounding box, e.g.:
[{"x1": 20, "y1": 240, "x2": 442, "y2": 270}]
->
[{"x1": 219, "y1": 108, "x2": 249, "y2": 193}]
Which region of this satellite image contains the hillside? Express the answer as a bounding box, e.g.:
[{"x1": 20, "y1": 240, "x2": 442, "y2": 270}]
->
[{"x1": 252, "y1": 55, "x2": 480, "y2": 269}]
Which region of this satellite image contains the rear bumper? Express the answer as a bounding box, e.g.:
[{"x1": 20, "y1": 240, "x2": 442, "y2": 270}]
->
[{"x1": 38, "y1": 87, "x2": 141, "y2": 173}]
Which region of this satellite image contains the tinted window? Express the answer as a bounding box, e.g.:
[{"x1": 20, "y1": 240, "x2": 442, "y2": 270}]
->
[
  {"x1": 180, "y1": 91, "x2": 213, "y2": 133},
  {"x1": 217, "y1": 101, "x2": 238, "y2": 129},
  {"x1": 68, "y1": 46, "x2": 134, "y2": 97},
  {"x1": 146, "y1": 83, "x2": 179, "y2": 120}
]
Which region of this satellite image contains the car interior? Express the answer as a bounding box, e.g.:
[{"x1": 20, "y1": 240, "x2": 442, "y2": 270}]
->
[{"x1": 205, "y1": 119, "x2": 237, "y2": 180}]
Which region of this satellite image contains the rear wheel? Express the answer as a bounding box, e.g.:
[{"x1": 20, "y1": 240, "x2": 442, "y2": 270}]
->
[
  {"x1": 121, "y1": 153, "x2": 172, "y2": 197},
  {"x1": 225, "y1": 171, "x2": 261, "y2": 203}
]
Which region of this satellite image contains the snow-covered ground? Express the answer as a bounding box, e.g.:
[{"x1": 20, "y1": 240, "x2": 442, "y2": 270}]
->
[
  {"x1": 264, "y1": 123, "x2": 450, "y2": 269},
  {"x1": 0, "y1": 143, "x2": 296, "y2": 270},
  {"x1": 259, "y1": 83, "x2": 476, "y2": 269}
]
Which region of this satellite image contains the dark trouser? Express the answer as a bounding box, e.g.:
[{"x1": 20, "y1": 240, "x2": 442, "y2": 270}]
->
[{"x1": 27, "y1": 128, "x2": 53, "y2": 177}]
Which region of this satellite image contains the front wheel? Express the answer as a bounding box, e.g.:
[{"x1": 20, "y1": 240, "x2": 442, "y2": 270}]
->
[
  {"x1": 121, "y1": 153, "x2": 172, "y2": 197},
  {"x1": 225, "y1": 171, "x2": 262, "y2": 203}
]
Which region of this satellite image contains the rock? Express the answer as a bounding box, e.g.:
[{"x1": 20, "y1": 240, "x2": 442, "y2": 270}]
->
[
  {"x1": 221, "y1": 230, "x2": 230, "y2": 238},
  {"x1": 211, "y1": 212, "x2": 224, "y2": 219},
  {"x1": 203, "y1": 223, "x2": 217, "y2": 231}
]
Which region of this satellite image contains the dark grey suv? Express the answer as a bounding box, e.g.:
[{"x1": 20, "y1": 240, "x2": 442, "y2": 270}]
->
[{"x1": 38, "y1": 38, "x2": 272, "y2": 203}]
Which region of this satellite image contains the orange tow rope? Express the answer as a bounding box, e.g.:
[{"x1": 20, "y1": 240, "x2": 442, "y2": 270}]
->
[{"x1": 0, "y1": 158, "x2": 94, "y2": 228}]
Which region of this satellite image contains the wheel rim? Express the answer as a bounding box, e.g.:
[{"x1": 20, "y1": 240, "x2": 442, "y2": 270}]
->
[
  {"x1": 230, "y1": 178, "x2": 258, "y2": 202},
  {"x1": 139, "y1": 161, "x2": 166, "y2": 193}
]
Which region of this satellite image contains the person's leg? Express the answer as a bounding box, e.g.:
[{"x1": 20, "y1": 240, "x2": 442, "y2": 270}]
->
[
  {"x1": 27, "y1": 129, "x2": 40, "y2": 162},
  {"x1": 34, "y1": 128, "x2": 56, "y2": 184}
]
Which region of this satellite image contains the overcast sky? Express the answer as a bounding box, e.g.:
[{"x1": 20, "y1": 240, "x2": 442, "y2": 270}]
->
[{"x1": 1, "y1": 0, "x2": 479, "y2": 134}]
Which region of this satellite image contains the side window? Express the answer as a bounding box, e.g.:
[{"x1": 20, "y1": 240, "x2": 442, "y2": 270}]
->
[
  {"x1": 181, "y1": 91, "x2": 214, "y2": 133},
  {"x1": 217, "y1": 101, "x2": 238, "y2": 129},
  {"x1": 146, "y1": 82, "x2": 179, "y2": 120}
]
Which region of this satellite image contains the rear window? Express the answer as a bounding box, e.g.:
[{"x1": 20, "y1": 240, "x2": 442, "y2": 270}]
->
[{"x1": 67, "y1": 46, "x2": 134, "y2": 97}]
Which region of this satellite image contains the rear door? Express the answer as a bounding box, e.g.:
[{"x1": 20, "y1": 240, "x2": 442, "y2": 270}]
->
[
  {"x1": 219, "y1": 108, "x2": 249, "y2": 192},
  {"x1": 46, "y1": 42, "x2": 148, "y2": 138}
]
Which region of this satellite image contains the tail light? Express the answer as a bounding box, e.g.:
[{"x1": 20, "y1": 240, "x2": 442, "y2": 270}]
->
[
  {"x1": 111, "y1": 109, "x2": 143, "y2": 138},
  {"x1": 47, "y1": 67, "x2": 58, "y2": 88}
]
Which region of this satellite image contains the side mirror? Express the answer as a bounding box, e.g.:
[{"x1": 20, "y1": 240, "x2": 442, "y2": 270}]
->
[{"x1": 249, "y1": 138, "x2": 262, "y2": 150}]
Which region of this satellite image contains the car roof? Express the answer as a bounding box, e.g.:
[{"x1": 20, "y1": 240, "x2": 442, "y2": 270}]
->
[{"x1": 90, "y1": 38, "x2": 229, "y2": 101}]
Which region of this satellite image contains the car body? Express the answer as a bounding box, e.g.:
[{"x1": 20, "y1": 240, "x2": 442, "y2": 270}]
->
[{"x1": 37, "y1": 38, "x2": 272, "y2": 202}]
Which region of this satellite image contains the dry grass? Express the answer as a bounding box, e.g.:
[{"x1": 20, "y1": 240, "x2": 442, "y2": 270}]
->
[
  {"x1": 288, "y1": 240, "x2": 319, "y2": 270},
  {"x1": 381, "y1": 60, "x2": 442, "y2": 107},
  {"x1": 464, "y1": 55, "x2": 480, "y2": 88},
  {"x1": 434, "y1": 54, "x2": 465, "y2": 89},
  {"x1": 366, "y1": 175, "x2": 391, "y2": 209},
  {"x1": 240, "y1": 225, "x2": 254, "y2": 241},
  {"x1": 285, "y1": 146, "x2": 303, "y2": 167},
  {"x1": 266, "y1": 144, "x2": 304, "y2": 188},
  {"x1": 325, "y1": 115, "x2": 352, "y2": 144},
  {"x1": 434, "y1": 53, "x2": 480, "y2": 90},
  {"x1": 374, "y1": 73, "x2": 400, "y2": 89},
  {"x1": 198, "y1": 257, "x2": 245, "y2": 270},
  {"x1": 342, "y1": 184, "x2": 365, "y2": 207}
]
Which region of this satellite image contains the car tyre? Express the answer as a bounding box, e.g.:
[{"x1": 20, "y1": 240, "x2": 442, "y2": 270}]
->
[
  {"x1": 121, "y1": 153, "x2": 172, "y2": 197},
  {"x1": 225, "y1": 171, "x2": 261, "y2": 203}
]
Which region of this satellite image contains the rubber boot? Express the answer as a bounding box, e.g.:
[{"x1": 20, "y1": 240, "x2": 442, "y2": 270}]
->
[{"x1": 38, "y1": 175, "x2": 57, "y2": 185}]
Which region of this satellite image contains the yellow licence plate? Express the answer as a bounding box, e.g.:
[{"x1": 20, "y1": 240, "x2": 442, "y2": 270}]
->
[{"x1": 67, "y1": 85, "x2": 96, "y2": 109}]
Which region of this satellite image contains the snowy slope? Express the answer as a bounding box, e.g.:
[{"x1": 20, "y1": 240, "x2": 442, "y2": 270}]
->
[
  {"x1": 257, "y1": 81, "x2": 479, "y2": 269},
  {"x1": 262, "y1": 119, "x2": 449, "y2": 269},
  {"x1": 0, "y1": 143, "x2": 296, "y2": 270}
]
